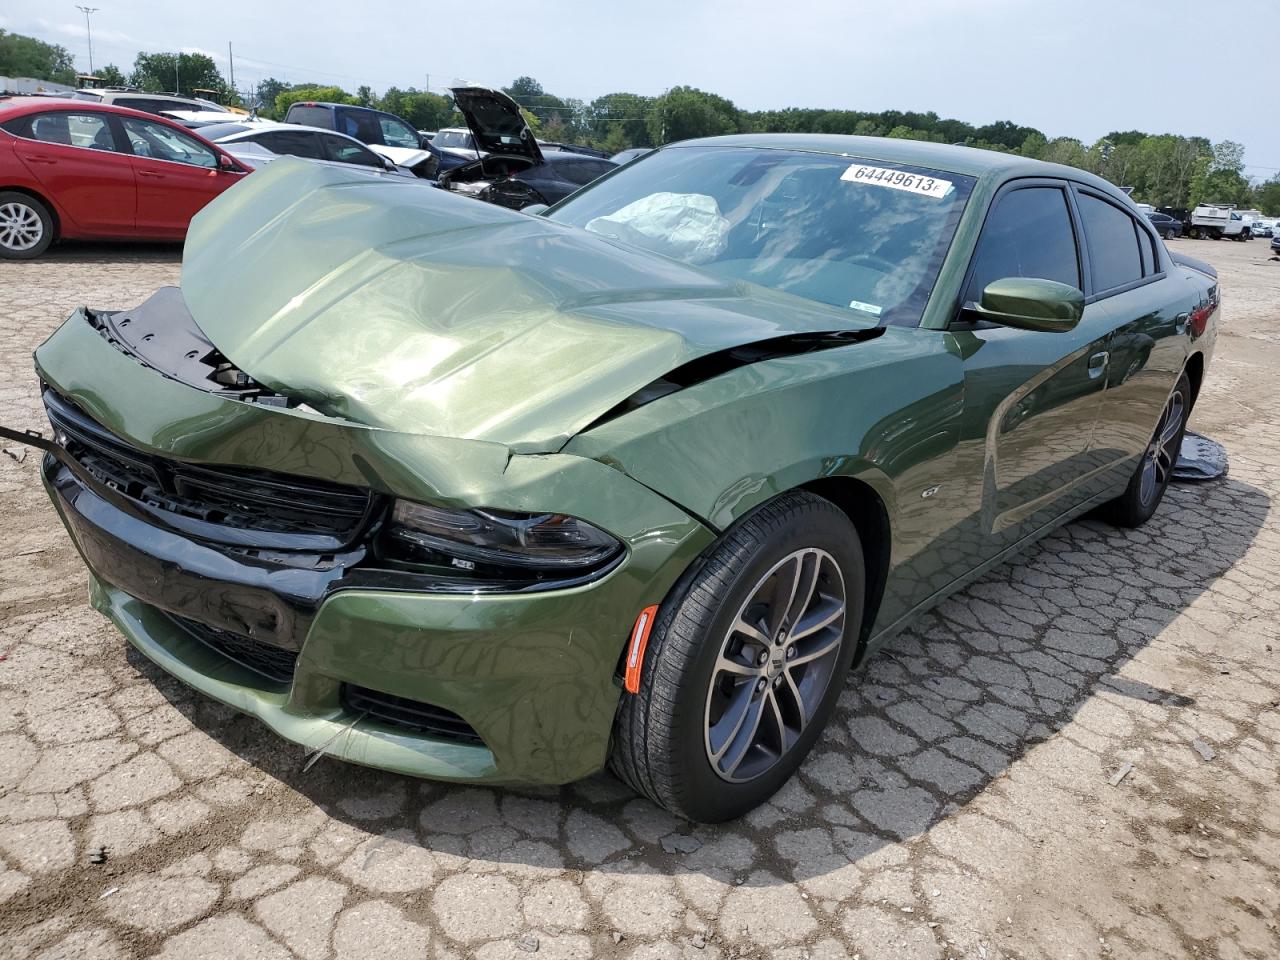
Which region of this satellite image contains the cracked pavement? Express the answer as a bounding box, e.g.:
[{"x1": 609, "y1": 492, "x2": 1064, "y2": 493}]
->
[{"x1": 1, "y1": 240, "x2": 1278, "y2": 959}]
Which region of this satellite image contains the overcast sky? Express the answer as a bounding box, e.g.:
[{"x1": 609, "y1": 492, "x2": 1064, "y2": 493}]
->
[{"x1": 6, "y1": 0, "x2": 1278, "y2": 180}]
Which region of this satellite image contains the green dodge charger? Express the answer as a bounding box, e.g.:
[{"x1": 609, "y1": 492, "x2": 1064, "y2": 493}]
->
[{"x1": 26, "y1": 135, "x2": 1219, "y2": 821}]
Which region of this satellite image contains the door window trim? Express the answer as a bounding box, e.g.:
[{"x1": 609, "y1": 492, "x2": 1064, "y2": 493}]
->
[
  {"x1": 950, "y1": 176, "x2": 1087, "y2": 330},
  {"x1": 118, "y1": 116, "x2": 222, "y2": 171},
  {"x1": 3, "y1": 110, "x2": 128, "y2": 154},
  {"x1": 1070, "y1": 185, "x2": 1166, "y2": 302}
]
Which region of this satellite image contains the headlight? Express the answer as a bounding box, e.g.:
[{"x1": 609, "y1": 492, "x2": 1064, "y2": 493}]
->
[{"x1": 383, "y1": 500, "x2": 623, "y2": 574}]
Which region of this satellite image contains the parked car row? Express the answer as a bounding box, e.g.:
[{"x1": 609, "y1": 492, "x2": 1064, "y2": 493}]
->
[{"x1": 0, "y1": 84, "x2": 629, "y2": 258}]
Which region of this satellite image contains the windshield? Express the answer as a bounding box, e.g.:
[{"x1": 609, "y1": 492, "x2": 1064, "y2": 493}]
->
[
  {"x1": 435, "y1": 130, "x2": 474, "y2": 149},
  {"x1": 548, "y1": 146, "x2": 974, "y2": 324}
]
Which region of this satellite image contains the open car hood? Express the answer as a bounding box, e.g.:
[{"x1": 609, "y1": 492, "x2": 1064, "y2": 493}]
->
[
  {"x1": 180, "y1": 158, "x2": 875, "y2": 453},
  {"x1": 449, "y1": 86, "x2": 543, "y2": 164}
]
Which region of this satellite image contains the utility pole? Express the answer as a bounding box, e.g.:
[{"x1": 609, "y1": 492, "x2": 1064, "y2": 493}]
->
[
  {"x1": 174, "y1": 52, "x2": 180, "y2": 95},
  {"x1": 75, "y1": 6, "x2": 99, "y2": 76},
  {"x1": 228, "y1": 42, "x2": 235, "y2": 92}
]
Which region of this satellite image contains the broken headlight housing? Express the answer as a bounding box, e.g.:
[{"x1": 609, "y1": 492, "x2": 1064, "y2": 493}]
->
[{"x1": 382, "y1": 501, "x2": 624, "y2": 576}]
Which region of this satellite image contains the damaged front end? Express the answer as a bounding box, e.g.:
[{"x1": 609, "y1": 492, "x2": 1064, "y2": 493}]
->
[
  {"x1": 25, "y1": 294, "x2": 715, "y2": 784},
  {"x1": 16, "y1": 156, "x2": 889, "y2": 785}
]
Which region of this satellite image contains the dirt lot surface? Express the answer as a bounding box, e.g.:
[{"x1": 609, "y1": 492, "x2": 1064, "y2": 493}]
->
[{"x1": 1, "y1": 239, "x2": 1278, "y2": 960}]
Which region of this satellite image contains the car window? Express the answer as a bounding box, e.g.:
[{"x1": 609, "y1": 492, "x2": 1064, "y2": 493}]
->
[
  {"x1": 287, "y1": 106, "x2": 335, "y2": 130},
  {"x1": 336, "y1": 109, "x2": 385, "y2": 145},
  {"x1": 320, "y1": 135, "x2": 382, "y2": 167},
  {"x1": 198, "y1": 122, "x2": 253, "y2": 140},
  {"x1": 550, "y1": 145, "x2": 976, "y2": 324},
  {"x1": 435, "y1": 130, "x2": 474, "y2": 149},
  {"x1": 120, "y1": 117, "x2": 217, "y2": 168},
  {"x1": 24, "y1": 112, "x2": 119, "y2": 151},
  {"x1": 255, "y1": 130, "x2": 324, "y2": 160},
  {"x1": 115, "y1": 97, "x2": 173, "y2": 116},
  {"x1": 561, "y1": 159, "x2": 614, "y2": 184},
  {"x1": 965, "y1": 186, "x2": 1080, "y2": 301},
  {"x1": 378, "y1": 115, "x2": 420, "y2": 149},
  {"x1": 556, "y1": 159, "x2": 603, "y2": 187},
  {"x1": 1078, "y1": 193, "x2": 1145, "y2": 292},
  {"x1": 72, "y1": 91, "x2": 103, "y2": 102}
]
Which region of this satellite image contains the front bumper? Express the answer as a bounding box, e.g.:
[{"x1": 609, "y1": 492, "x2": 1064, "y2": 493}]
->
[{"x1": 35, "y1": 310, "x2": 714, "y2": 785}]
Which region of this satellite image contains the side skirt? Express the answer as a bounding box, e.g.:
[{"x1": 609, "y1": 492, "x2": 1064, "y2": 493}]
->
[{"x1": 855, "y1": 475, "x2": 1130, "y2": 666}]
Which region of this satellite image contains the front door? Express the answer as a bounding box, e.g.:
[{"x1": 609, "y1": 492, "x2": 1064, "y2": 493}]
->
[
  {"x1": 12, "y1": 110, "x2": 135, "y2": 234},
  {"x1": 954, "y1": 181, "x2": 1113, "y2": 553},
  {"x1": 119, "y1": 116, "x2": 243, "y2": 238}
]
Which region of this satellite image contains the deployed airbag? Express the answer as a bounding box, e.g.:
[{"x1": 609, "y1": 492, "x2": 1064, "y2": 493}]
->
[{"x1": 586, "y1": 192, "x2": 730, "y2": 264}]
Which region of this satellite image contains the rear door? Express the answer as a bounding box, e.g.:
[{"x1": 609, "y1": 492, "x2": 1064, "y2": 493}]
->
[
  {"x1": 954, "y1": 180, "x2": 1115, "y2": 548},
  {"x1": 9, "y1": 110, "x2": 135, "y2": 234},
  {"x1": 120, "y1": 116, "x2": 245, "y2": 237},
  {"x1": 1075, "y1": 188, "x2": 1188, "y2": 473}
]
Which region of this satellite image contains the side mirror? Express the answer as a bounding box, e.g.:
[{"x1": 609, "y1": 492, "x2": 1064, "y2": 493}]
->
[
  {"x1": 217, "y1": 153, "x2": 239, "y2": 172},
  {"x1": 969, "y1": 277, "x2": 1083, "y2": 332}
]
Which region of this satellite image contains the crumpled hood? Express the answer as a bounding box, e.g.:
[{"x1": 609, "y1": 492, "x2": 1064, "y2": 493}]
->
[{"x1": 182, "y1": 157, "x2": 872, "y2": 452}]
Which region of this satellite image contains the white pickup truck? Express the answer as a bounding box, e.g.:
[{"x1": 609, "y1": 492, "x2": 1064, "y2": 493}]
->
[{"x1": 1187, "y1": 204, "x2": 1253, "y2": 241}]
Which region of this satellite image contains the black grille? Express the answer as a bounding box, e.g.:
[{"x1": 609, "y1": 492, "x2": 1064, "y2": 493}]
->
[
  {"x1": 43, "y1": 389, "x2": 373, "y2": 549},
  {"x1": 169, "y1": 614, "x2": 299, "y2": 684},
  {"x1": 342, "y1": 685, "x2": 483, "y2": 744}
]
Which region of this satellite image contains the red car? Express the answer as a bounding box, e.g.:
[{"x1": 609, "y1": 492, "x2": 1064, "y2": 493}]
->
[{"x1": 0, "y1": 96, "x2": 251, "y2": 259}]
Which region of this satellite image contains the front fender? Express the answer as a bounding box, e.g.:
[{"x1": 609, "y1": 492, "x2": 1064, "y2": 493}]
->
[{"x1": 564, "y1": 327, "x2": 966, "y2": 634}]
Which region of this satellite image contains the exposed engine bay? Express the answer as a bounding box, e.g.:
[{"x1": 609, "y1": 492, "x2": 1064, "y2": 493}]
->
[{"x1": 438, "y1": 155, "x2": 544, "y2": 210}]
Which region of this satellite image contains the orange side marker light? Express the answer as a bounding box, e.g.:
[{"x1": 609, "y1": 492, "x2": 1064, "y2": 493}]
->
[{"x1": 623, "y1": 604, "x2": 660, "y2": 694}]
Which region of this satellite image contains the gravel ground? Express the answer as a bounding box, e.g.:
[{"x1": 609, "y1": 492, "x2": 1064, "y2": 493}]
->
[{"x1": 1, "y1": 238, "x2": 1278, "y2": 960}]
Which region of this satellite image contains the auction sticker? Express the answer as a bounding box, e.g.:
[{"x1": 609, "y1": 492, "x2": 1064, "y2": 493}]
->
[{"x1": 841, "y1": 164, "x2": 953, "y2": 198}]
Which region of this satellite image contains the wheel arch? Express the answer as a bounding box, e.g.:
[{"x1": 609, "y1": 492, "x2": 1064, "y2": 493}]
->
[
  {"x1": 0, "y1": 185, "x2": 62, "y2": 241},
  {"x1": 1183, "y1": 351, "x2": 1205, "y2": 411},
  {"x1": 801, "y1": 476, "x2": 892, "y2": 655}
]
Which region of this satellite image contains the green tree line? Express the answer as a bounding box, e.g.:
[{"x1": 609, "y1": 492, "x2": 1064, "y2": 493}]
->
[{"x1": 5, "y1": 29, "x2": 1277, "y2": 214}]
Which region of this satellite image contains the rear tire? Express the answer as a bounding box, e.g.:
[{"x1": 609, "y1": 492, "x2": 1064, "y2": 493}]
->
[
  {"x1": 0, "y1": 192, "x2": 54, "y2": 259},
  {"x1": 1097, "y1": 373, "x2": 1191, "y2": 528},
  {"x1": 610, "y1": 490, "x2": 864, "y2": 822}
]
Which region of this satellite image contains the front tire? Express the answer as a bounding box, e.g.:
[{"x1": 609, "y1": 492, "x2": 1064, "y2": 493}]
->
[
  {"x1": 610, "y1": 490, "x2": 864, "y2": 822},
  {"x1": 0, "y1": 192, "x2": 54, "y2": 259},
  {"x1": 1164, "y1": 228, "x2": 1176, "y2": 241},
  {"x1": 1097, "y1": 373, "x2": 1191, "y2": 528}
]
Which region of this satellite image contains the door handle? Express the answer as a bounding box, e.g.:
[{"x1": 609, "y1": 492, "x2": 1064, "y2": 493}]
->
[
  {"x1": 1088, "y1": 351, "x2": 1109, "y2": 379},
  {"x1": 136, "y1": 170, "x2": 165, "y2": 179},
  {"x1": 25, "y1": 154, "x2": 57, "y2": 165}
]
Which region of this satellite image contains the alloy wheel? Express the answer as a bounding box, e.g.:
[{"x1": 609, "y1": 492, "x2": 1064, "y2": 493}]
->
[
  {"x1": 703, "y1": 547, "x2": 846, "y2": 783},
  {"x1": 1139, "y1": 386, "x2": 1185, "y2": 506},
  {"x1": 0, "y1": 201, "x2": 44, "y2": 252}
]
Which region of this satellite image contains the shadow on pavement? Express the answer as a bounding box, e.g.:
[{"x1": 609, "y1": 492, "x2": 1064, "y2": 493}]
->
[{"x1": 129, "y1": 470, "x2": 1268, "y2": 887}]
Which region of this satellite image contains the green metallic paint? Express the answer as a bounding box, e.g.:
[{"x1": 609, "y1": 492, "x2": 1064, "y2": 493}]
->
[
  {"x1": 972, "y1": 278, "x2": 1084, "y2": 332},
  {"x1": 32, "y1": 135, "x2": 1220, "y2": 785},
  {"x1": 181, "y1": 158, "x2": 874, "y2": 454}
]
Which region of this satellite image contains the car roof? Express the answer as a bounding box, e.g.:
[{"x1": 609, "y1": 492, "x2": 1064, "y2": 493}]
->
[
  {"x1": 0, "y1": 96, "x2": 229, "y2": 150},
  {"x1": 0, "y1": 96, "x2": 208, "y2": 124},
  {"x1": 674, "y1": 133, "x2": 1120, "y2": 190},
  {"x1": 221, "y1": 120, "x2": 337, "y2": 135}
]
